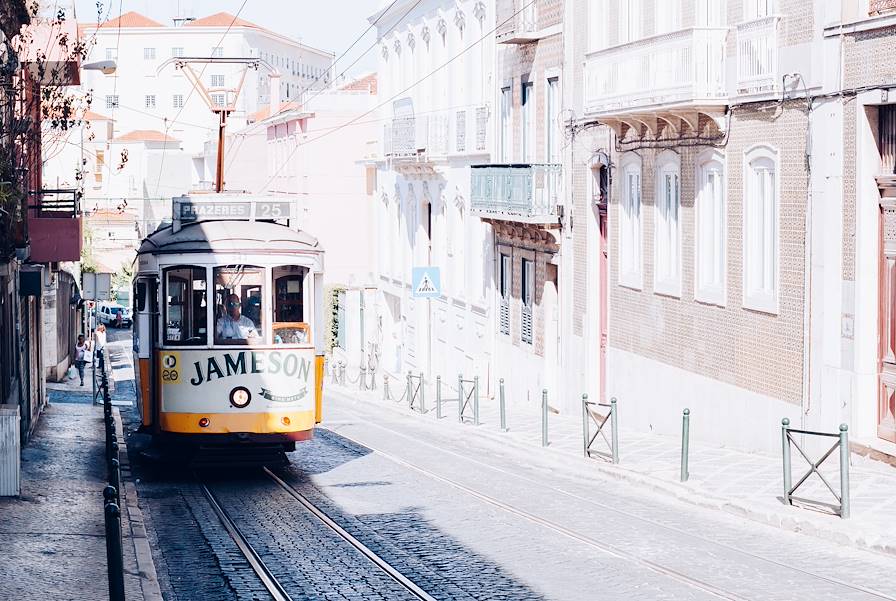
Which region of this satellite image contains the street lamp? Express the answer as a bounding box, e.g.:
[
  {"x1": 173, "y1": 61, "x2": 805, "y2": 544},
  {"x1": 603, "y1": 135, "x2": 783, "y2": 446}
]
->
[{"x1": 81, "y1": 60, "x2": 117, "y2": 75}]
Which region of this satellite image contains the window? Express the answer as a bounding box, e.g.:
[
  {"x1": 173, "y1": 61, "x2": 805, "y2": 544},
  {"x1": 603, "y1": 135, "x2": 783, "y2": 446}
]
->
[
  {"x1": 655, "y1": 0, "x2": 681, "y2": 33},
  {"x1": 618, "y1": 0, "x2": 642, "y2": 43},
  {"x1": 164, "y1": 267, "x2": 208, "y2": 346},
  {"x1": 214, "y1": 266, "x2": 264, "y2": 344},
  {"x1": 212, "y1": 94, "x2": 225, "y2": 107},
  {"x1": 521, "y1": 258, "x2": 534, "y2": 345},
  {"x1": 500, "y1": 87, "x2": 512, "y2": 162},
  {"x1": 210, "y1": 74, "x2": 225, "y2": 88},
  {"x1": 521, "y1": 81, "x2": 534, "y2": 162},
  {"x1": 94, "y1": 150, "x2": 104, "y2": 184},
  {"x1": 589, "y1": 0, "x2": 608, "y2": 52},
  {"x1": 743, "y1": 145, "x2": 779, "y2": 312},
  {"x1": 744, "y1": 0, "x2": 775, "y2": 19},
  {"x1": 619, "y1": 153, "x2": 642, "y2": 288},
  {"x1": 654, "y1": 151, "x2": 681, "y2": 296},
  {"x1": 272, "y1": 265, "x2": 309, "y2": 345},
  {"x1": 697, "y1": 0, "x2": 726, "y2": 26},
  {"x1": 145, "y1": 95, "x2": 156, "y2": 109},
  {"x1": 143, "y1": 47, "x2": 156, "y2": 60},
  {"x1": 545, "y1": 78, "x2": 560, "y2": 163},
  {"x1": 172, "y1": 94, "x2": 184, "y2": 108},
  {"x1": 499, "y1": 253, "x2": 511, "y2": 335},
  {"x1": 105, "y1": 95, "x2": 119, "y2": 109},
  {"x1": 211, "y1": 46, "x2": 224, "y2": 58},
  {"x1": 695, "y1": 150, "x2": 726, "y2": 305},
  {"x1": 171, "y1": 47, "x2": 184, "y2": 57},
  {"x1": 105, "y1": 47, "x2": 117, "y2": 60}
]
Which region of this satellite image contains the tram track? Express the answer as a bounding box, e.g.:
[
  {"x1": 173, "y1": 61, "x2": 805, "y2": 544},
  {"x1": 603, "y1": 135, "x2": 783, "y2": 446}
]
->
[
  {"x1": 322, "y1": 420, "x2": 896, "y2": 601},
  {"x1": 197, "y1": 470, "x2": 437, "y2": 601}
]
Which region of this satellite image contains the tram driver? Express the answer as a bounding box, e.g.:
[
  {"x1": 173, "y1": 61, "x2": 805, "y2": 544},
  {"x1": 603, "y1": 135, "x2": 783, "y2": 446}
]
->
[{"x1": 216, "y1": 293, "x2": 260, "y2": 341}]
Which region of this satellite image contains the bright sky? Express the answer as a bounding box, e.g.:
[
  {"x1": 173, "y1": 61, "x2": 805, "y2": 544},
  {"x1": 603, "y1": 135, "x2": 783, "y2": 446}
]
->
[{"x1": 73, "y1": 0, "x2": 383, "y2": 79}]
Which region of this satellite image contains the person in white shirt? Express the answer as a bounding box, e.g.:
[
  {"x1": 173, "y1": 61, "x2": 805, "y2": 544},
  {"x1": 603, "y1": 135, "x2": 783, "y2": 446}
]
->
[
  {"x1": 74, "y1": 335, "x2": 89, "y2": 386},
  {"x1": 216, "y1": 294, "x2": 259, "y2": 341}
]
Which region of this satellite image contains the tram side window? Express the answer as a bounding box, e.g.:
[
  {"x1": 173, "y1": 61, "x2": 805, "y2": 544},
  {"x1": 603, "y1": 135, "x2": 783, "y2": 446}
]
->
[
  {"x1": 272, "y1": 265, "x2": 308, "y2": 345},
  {"x1": 214, "y1": 266, "x2": 264, "y2": 344},
  {"x1": 164, "y1": 267, "x2": 208, "y2": 345}
]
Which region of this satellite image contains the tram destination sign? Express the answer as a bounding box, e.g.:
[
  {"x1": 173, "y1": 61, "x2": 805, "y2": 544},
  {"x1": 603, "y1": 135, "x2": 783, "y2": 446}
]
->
[{"x1": 172, "y1": 195, "x2": 295, "y2": 231}]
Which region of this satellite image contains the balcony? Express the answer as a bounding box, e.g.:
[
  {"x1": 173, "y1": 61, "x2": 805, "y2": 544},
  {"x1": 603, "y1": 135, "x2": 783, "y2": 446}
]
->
[
  {"x1": 583, "y1": 27, "x2": 728, "y2": 121},
  {"x1": 28, "y1": 189, "x2": 82, "y2": 263},
  {"x1": 470, "y1": 164, "x2": 562, "y2": 225},
  {"x1": 383, "y1": 106, "x2": 489, "y2": 164},
  {"x1": 736, "y1": 16, "x2": 780, "y2": 96},
  {"x1": 496, "y1": 0, "x2": 560, "y2": 44}
]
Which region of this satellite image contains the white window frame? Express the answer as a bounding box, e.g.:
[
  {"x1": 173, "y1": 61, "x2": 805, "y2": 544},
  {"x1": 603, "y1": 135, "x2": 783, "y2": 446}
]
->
[
  {"x1": 618, "y1": 0, "x2": 642, "y2": 44},
  {"x1": 210, "y1": 74, "x2": 225, "y2": 88},
  {"x1": 143, "y1": 47, "x2": 156, "y2": 60},
  {"x1": 653, "y1": 150, "x2": 681, "y2": 297},
  {"x1": 545, "y1": 77, "x2": 560, "y2": 164},
  {"x1": 619, "y1": 152, "x2": 643, "y2": 289},
  {"x1": 171, "y1": 47, "x2": 184, "y2": 57},
  {"x1": 211, "y1": 46, "x2": 224, "y2": 58},
  {"x1": 105, "y1": 47, "x2": 117, "y2": 60},
  {"x1": 521, "y1": 80, "x2": 534, "y2": 163},
  {"x1": 694, "y1": 149, "x2": 727, "y2": 306},
  {"x1": 172, "y1": 94, "x2": 184, "y2": 108},
  {"x1": 105, "y1": 95, "x2": 119, "y2": 109},
  {"x1": 212, "y1": 93, "x2": 225, "y2": 107},
  {"x1": 499, "y1": 86, "x2": 512, "y2": 162},
  {"x1": 589, "y1": 0, "x2": 608, "y2": 53},
  {"x1": 145, "y1": 95, "x2": 156, "y2": 109},
  {"x1": 697, "y1": 0, "x2": 727, "y2": 26},
  {"x1": 744, "y1": 0, "x2": 776, "y2": 20},
  {"x1": 655, "y1": 0, "x2": 681, "y2": 34},
  {"x1": 742, "y1": 144, "x2": 780, "y2": 314}
]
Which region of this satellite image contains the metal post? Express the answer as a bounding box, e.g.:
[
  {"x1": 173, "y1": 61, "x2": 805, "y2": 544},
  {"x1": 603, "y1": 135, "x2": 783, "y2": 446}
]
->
[
  {"x1": 436, "y1": 376, "x2": 442, "y2": 419},
  {"x1": 457, "y1": 374, "x2": 463, "y2": 423},
  {"x1": 680, "y1": 408, "x2": 690, "y2": 482},
  {"x1": 104, "y1": 500, "x2": 125, "y2": 601},
  {"x1": 581, "y1": 394, "x2": 589, "y2": 457},
  {"x1": 541, "y1": 389, "x2": 548, "y2": 447},
  {"x1": 839, "y1": 424, "x2": 850, "y2": 519},
  {"x1": 473, "y1": 376, "x2": 480, "y2": 426},
  {"x1": 383, "y1": 374, "x2": 390, "y2": 401},
  {"x1": 110, "y1": 457, "x2": 121, "y2": 506},
  {"x1": 781, "y1": 418, "x2": 792, "y2": 505},
  {"x1": 407, "y1": 371, "x2": 412, "y2": 410},
  {"x1": 360, "y1": 366, "x2": 367, "y2": 390},
  {"x1": 499, "y1": 379, "x2": 507, "y2": 432},
  {"x1": 419, "y1": 371, "x2": 425, "y2": 413},
  {"x1": 610, "y1": 397, "x2": 619, "y2": 464}
]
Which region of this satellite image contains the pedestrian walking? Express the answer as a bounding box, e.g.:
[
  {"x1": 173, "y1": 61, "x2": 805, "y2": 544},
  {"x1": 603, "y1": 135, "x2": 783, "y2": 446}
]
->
[{"x1": 74, "y1": 335, "x2": 89, "y2": 386}]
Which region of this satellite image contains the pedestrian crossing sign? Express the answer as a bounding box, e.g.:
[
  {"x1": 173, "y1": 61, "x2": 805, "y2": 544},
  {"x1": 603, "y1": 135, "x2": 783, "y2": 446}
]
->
[{"x1": 412, "y1": 267, "x2": 441, "y2": 298}]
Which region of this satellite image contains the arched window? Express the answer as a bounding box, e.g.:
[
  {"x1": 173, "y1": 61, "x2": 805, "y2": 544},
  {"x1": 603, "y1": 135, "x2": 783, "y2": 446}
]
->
[
  {"x1": 619, "y1": 153, "x2": 642, "y2": 289},
  {"x1": 654, "y1": 150, "x2": 681, "y2": 296},
  {"x1": 695, "y1": 149, "x2": 726, "y2": 305},
  {"x1": 743, "y1": 145, "x2": 779, "y2": 313}
]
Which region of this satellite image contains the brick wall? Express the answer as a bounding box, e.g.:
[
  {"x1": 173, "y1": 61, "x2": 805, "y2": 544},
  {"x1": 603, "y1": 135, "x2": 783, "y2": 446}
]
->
[
  {"x1": 843, "y1": 25, "x2": 896, "y2": 91},
  {"x1": 609, "y1": 101, "x2": 810, "y2": 405},
  {"x1": 843, "y1": 97, "x2": 857, "y2": 282}
]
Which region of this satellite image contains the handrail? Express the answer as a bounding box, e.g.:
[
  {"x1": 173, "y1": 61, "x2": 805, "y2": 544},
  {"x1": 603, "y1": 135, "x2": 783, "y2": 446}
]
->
[{"x1": 781, "y1": 418, "x2": 850, "y2": 519}]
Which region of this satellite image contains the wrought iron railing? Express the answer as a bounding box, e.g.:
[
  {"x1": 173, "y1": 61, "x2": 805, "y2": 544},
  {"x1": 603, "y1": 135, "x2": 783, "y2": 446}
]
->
[{"x1": 470, "y1": 163, "x2": 562, "y2": 222}]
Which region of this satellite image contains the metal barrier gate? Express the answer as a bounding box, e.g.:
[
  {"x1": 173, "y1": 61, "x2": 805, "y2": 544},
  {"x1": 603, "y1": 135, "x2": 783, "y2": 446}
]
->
[
  {"x1": 407, "y1": 371, "x2": 425, "y2": 413},
  {"x1": 781, "y1": 418, "x2": 851, "y2": 519},
  {"x1": 582, "y1": 395, "x2": 619, "y2": 464},
  {"x1": 458, "y1": 375, "x2": 479, "y2": 425}
]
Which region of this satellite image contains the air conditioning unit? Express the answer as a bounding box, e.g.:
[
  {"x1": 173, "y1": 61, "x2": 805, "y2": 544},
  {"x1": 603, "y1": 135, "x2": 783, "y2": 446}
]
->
[{"x1": 0, "y1": 405, "x2": 21, "y2": 497}]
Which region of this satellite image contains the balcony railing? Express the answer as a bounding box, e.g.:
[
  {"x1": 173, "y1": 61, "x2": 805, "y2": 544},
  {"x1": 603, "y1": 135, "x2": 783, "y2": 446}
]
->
[
  {"x1": 583, "y1": 27, "x2": 728, "y2": 116},
  {"x1": 470, "y1": 164, "x2": 562, "y2": 224},
  {"x1": 496, "y1": 0, "x2": 537, "y2": 43},
  {"x1": 736, "y1": 16, "x2": 779, "y2": 95},
  {"x1": 27, "y1": 189, "x2": 82, "y2": 263},
  {"x1": 384, "y1": 106, "x2": 489, "y2": 160}
]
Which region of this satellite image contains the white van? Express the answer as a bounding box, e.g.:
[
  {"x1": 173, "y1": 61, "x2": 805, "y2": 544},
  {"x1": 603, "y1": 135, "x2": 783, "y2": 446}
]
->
[{"x1": 97, "y1": 302, "x2": 132, "y2": 328}]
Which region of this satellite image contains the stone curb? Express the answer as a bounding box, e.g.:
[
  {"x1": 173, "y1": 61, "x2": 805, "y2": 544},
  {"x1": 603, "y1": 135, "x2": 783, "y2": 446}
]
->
[
  {"x1": 328, "y1": 384, "x2": 896, "y2": 559},
  {"x1": 113, "y1": 408, "x2": 163, "y2": 601}
]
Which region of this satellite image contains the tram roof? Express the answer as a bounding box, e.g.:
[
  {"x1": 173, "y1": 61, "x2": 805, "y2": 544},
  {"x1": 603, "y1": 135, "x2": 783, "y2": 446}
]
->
[{"x1": 137, "y1": 220, "x2": 321, "y2": 256}]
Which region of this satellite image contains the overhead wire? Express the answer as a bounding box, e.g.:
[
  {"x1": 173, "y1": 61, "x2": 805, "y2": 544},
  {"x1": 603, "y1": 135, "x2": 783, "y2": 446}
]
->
[{"x1": 260, "y1": 0, "x2": 536, "y2": 192}]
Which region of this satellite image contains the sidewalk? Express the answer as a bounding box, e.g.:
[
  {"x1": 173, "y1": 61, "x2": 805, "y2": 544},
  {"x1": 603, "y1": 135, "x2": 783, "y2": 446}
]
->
[{"x1": 329, "y1": 375, "x2": 896, "y2": 556}]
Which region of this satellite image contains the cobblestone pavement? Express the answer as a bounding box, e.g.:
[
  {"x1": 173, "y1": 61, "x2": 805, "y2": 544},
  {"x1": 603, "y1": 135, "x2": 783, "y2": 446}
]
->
[
  {"x1": 0, "y1": 402, "x2": 145, "y2": 601},
  {"x1": 330, "y1": 375, "x2": 896, "y2": 555}
]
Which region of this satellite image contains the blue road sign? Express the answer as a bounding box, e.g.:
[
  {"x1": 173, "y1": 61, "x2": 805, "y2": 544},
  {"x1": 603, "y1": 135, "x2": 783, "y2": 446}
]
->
[{"x1": 412, "y1": 267, "x2": 441, "y2": 298}]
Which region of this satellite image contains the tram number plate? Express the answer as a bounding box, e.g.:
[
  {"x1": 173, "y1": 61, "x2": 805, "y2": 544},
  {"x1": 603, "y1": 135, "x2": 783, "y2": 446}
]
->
[
  {"x1": 177, "y1": 201, "x2": 294, "y2": 222},
  {"x1": 255, "y1": 201, "x2": 292, "y2": 219},
  {"x1": 160, "y1": 352, "x2": 181, "y2": 384}
]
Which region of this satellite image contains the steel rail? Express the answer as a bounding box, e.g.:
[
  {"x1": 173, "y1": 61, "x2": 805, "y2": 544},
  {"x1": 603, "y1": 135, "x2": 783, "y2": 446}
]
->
[
  {"x1": 198, "y1": 482, "x2": 293, "y2": 601},
  {"x1": 325, "y1": 421, "x2": 896, "y2": 601},
  {"x1": 263, "y1": 467, "x2": 437, "y2": 601}
]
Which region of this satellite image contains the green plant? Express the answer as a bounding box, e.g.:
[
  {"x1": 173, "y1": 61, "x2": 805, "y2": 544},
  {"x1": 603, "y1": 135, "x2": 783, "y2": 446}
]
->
[{"x1": 324, "y1": 285, "x2": 346, "y2": 354}]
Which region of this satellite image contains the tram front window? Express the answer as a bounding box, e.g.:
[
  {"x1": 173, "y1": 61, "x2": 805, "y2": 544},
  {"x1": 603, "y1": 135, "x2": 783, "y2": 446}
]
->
[
  {"x1": 272, "y1": 265, "x2": 309, "y2": 345},
  {"x1": 214, "y1": 266, "x2": 264, "y2": 344},
  {"x1": 163, "y1": 267, "x2": 208, "y2": 345}
]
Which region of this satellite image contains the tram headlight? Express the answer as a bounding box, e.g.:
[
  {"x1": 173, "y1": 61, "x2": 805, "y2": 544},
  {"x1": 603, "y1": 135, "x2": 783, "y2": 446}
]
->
[{"x1": 229, "y1": 386, "x2": 251, "y2": 409}]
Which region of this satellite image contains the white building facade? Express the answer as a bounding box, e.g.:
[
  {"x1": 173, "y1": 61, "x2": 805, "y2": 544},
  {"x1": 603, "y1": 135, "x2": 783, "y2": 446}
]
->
[{"x1": 370, "y1": 0, "x2": 497, "y2": 393}]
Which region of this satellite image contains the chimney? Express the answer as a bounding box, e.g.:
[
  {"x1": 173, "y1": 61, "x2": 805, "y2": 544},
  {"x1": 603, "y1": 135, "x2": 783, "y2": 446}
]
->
[{"x1": 269, "y1": 73, "x2": 281, "y2": 116}]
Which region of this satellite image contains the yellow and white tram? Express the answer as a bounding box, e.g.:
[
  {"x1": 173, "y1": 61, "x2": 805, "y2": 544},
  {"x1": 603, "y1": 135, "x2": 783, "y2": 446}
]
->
[{"x1": 132, "y1": 196, "x2": 324, "y2": 453}]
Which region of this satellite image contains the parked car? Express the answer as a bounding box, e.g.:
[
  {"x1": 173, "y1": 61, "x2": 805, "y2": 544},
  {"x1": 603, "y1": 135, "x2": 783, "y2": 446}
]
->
[{"x1": 97, "y1": 302, "x2": 132, "y2": 328}]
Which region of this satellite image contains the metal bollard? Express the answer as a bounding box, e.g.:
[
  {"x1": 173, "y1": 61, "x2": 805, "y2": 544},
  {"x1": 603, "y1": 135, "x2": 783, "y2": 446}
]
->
[
  {"x1": 680, "y1": 408, "x2": 690, "y2": 482},
  {"x1": 360, "y1": 366, "x2": 367, "y2": 390},
  {"x1": 436, "y1": 376, "x2": 442, "y2": 419},
  {"x1": 473, "y1": 376, "x2": 480, "y2": 426},
  {"x1": 541, "y1": 389, "x2": 548, "y2": 447},
  {"x1": 457, "y1": 374, "x2": 463, "y2": 423},
  {"x1": 110, "y1": 458, "x2": 121, "y2": 506},
  {"x1": 104, "y1": 501, "x2": 125, "y2": 601},
  {"x1": 419, "y1": 371, "x2": 425, "y2": 414},
  {"x1": 781, "y1": 418, "x2": 792, "y2": 505},
  {"x1": 610, "y1": 397, "x2": 619, "y2": 464},
  {"x1": 499, "y1": 379, "x2": 507, "y2": 432},
  {"x1": 581, "y1": 393, "x2": 589, "y2": 457},
  {"x1": 839, "y1": 424, "x2": 850, "y2": 519},
  {"x1": 406, "y1": 371, "x2": 413, "y2": 410},
  {"x1": 383, "y1": 374, "x2": 390, "y2": 401}
]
